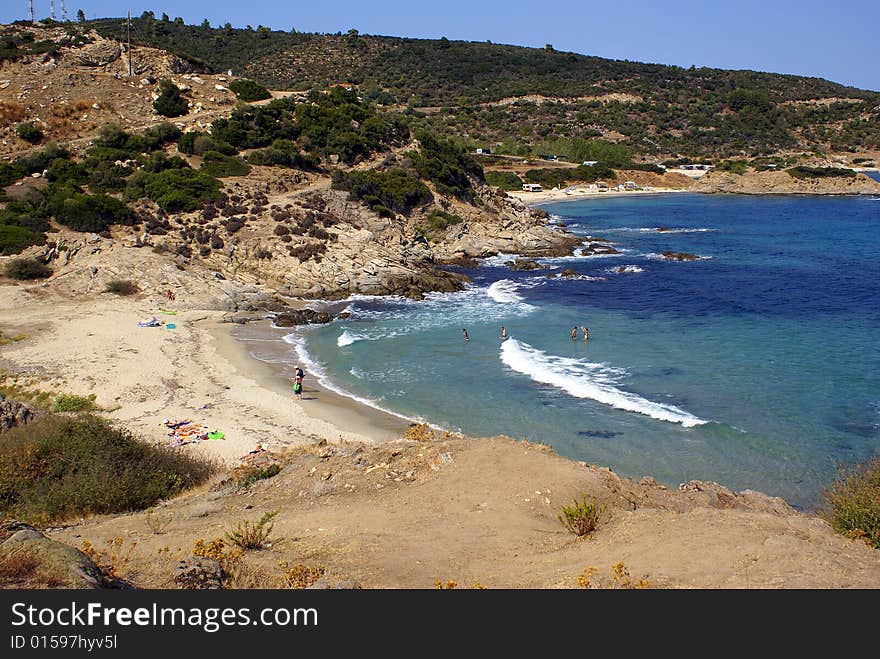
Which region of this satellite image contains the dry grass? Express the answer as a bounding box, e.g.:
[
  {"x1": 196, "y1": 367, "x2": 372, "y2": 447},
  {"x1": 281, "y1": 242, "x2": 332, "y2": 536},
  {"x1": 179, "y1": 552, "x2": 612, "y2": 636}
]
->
[
  {"x1": 821, "y1": 457, "x2": 880, "y2": 548},
  {"x1": 0, "y1": 102, "x2": 26, "y2": 129},
  {"x1": 559, "y1": 496, "x2": 604, "y2": 537}
]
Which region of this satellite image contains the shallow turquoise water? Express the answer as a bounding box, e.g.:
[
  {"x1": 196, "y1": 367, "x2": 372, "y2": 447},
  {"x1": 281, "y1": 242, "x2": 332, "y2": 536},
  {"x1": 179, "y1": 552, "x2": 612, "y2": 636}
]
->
[{"x1": 244, "y1": 192, "x2": 880, "y2": 509}]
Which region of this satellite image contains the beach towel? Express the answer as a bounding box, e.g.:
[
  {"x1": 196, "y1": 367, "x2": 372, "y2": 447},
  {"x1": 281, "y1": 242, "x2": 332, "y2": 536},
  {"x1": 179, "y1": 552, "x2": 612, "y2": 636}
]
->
[
  {"x1": 165, "y1": 323, "x2": 176, "y2": 329},
  {"x1": 206, "y1": 431, "x2": 225, "y2": 440},
  {"x1": 138, "y1": 317, "x2": 161, "y2": 327}
]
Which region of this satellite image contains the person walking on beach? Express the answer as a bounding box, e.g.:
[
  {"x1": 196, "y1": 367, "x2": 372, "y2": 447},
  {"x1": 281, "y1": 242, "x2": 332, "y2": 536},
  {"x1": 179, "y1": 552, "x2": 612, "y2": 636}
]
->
[
  {"x1": 292, "y1": 365, "x2": 304, "y2": 400},
  {"x1": 501, "y1": 325, "x2": 508, "y2": 339},
  {"x1": 571, "y1": 326, "x2": 578, "y2": 341},
  {"x1": 581, "y1": 325, "x2": 589, "y2": 341},
  {"x1": 462, "y1": 328, "x2": 469, "y2": 341}
]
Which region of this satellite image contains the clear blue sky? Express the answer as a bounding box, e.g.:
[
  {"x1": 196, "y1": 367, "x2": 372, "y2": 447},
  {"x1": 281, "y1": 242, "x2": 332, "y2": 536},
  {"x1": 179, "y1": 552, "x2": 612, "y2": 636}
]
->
[{"x1": 6, "y1": 1, "x2": 879, "y2": 91}]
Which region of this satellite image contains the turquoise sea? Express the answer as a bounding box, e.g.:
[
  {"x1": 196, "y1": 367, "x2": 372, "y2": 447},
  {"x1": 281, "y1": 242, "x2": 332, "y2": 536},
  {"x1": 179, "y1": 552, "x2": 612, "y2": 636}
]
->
[{"x1": 241, "y1": 191, "x2": 880, "y2": 509}]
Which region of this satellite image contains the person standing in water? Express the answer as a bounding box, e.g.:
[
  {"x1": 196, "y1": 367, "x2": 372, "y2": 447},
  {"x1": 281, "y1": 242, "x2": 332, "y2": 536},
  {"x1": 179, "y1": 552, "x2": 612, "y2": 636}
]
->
[
  {"x1": 581, "y1": 325, "x2": 589, "y2": 341},
  {"x1": 501, "y1": 326, "x2": 508, "y2": 339},
  {"x1": 462, "y1": 328, "x2": 469, "y2": 341},
  {"x1": 571, "y1": 326, "x2": 578, "y2": 341}
]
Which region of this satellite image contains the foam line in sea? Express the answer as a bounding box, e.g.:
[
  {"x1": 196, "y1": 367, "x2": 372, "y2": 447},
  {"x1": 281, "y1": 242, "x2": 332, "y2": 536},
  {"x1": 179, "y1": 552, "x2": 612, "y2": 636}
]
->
[{"x1": 499, "y1": 338, "x2": 708, "y2": 428}]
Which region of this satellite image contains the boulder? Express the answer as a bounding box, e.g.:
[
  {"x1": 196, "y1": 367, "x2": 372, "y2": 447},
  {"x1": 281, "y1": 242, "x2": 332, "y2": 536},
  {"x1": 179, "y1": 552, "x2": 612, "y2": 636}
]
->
[
  {"x1": 0, "y1": 520, "x2": 106, "y2": 589},
  {"x1": 274, "y1": 309, "x2": 333, "y2": 326},
  {"x1": 75, "y1": 41, "x2": 121, "y2": 67},
  {"x1": 509, "y1": 259, "x2": 542, "y2": 271},
  {"x1": 559, "y1": 268, "x2": 579, "y2": 278},
  {"x1": 0, "y1": 397, "x2": 36, "y2": 432},
  {"x1": 662, "y1": 251, "x2": 699, "y2": 261}
]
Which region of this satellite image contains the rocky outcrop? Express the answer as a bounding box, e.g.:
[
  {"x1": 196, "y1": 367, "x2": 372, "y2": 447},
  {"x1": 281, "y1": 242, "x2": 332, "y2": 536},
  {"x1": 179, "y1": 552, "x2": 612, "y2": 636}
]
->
[
  {"x1": 662, "y1": 251, "x2": 699, "y2": 261},
  {"x1": 75, "y1": 40, "x2": 121, "y2": 67},
  {"x1": 0, "y1": 397, "x2": 35, "y2": 432},
  {"x1": 695, "y1": 170, "x2": 880, "y2": 195},
  {"x1": 0, "y1": 520, "x2": 107, "y2": 589},
  {"x1": 274, "y1": 309, "x2": 333, "y2": 326},
  {"x1": 509, "y1": 259, "x2": 543, "y2": 271}
]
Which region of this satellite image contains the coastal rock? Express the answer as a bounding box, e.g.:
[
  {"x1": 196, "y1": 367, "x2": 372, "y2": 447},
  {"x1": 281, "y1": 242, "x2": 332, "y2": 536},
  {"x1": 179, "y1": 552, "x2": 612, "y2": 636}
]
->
[
  {"x1": 0, "y1": 398, "x2": 36, "y2": 432},
  {"x1": 0, "y1": 520, "x2": 106, "y2": 589},
  {"x1": 559, "y1": 268, "x2": 580, "y2": 278},
  {"x1": 274, "y1": 309, "x2": 333, "y2": 326},
  {"x1": 662, "y1": 251, "x2": 699, "y2": 261},
  {"x1": 509, "y1": 258, "x2": 542, "y2": 271}
]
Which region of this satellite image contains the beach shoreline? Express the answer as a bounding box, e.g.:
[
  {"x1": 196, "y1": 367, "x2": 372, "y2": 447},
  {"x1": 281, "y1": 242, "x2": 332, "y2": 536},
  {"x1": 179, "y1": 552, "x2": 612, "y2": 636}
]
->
[{"x1": 507, "y1": 186, "x2": 688, "y2": 206}]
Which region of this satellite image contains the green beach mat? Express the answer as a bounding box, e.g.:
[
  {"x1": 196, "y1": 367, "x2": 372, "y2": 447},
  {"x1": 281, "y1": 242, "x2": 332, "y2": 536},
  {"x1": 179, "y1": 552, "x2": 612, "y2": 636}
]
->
[
  {"x1": 207, "y1": 431, "x2": 224, "y2": 440},
  {"x1": 159, "y1": 310, "x2": 177, "y2": 315}
]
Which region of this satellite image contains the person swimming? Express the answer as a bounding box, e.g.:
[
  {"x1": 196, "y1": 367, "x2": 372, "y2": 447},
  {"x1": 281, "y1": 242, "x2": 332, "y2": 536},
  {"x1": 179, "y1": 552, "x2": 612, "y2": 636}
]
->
[
  {"x1": 501, "y1": 325, "x2": 508, "y2": 339},
  {"x1": 462, "y1": 328, "x2": 469, "y2": 341},
  {"x1": 581, "y1": 325, "x2": 589, "y2": 341},
  {"x1": 571, "y1": 326, "x2": 578, "y2": 341}
]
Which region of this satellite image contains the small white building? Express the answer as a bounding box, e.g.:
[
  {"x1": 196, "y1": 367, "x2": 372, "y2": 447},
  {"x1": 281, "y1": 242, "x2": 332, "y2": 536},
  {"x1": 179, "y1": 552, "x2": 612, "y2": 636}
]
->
[
  {"x1": 581, "y1": 160, "x2": 598, "y2": 166},
  {"x1": 522, "y1": 183, "x2": 543, "y2": 192}
]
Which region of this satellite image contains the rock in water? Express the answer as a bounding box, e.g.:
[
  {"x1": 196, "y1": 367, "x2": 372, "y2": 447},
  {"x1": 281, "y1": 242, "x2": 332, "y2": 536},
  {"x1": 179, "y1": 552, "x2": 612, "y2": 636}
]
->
[
  {"x1": 662, "y1": 251, "x2": 699, "y2": 261},
  {"x1": 274, "y1": 309, "x2": 333, "y2": 326}
]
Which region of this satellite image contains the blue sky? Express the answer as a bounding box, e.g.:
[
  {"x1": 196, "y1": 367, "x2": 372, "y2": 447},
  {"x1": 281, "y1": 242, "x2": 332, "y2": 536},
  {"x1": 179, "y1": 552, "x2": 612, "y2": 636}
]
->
[{"x1": 5, "y1": 1, "x2": 879, "y2": 91}]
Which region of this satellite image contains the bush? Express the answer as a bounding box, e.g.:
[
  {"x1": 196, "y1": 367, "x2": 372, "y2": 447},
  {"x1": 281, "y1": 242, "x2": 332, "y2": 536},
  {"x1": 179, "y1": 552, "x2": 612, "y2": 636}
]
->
[
  {"x1": 821, "y1": 457, "x2": 880, "y2": 548},
  {"x1": 229, "y1": 79, "x2": 271, "y2": 102},
  {"x1": 153, "y1": 79, "x2": 188, "y2": 118},
  {"x1": 4, "y1": 258, "x2": 51, "y2": 280},
  {"x1": 226, "y1": 511, "x2": 278, "y2": 549},
  {"x1": 52, "y1": 192, "x2": 135, "y2": 232},
  {"x1": 126, "y1": 168, "x2": 221, "y2": 211},
  {"x1": 484, "y1": 170, "x2": 524, "y2": 190},
  {"x1": 199, "y1": 151, "x2": 251, "y2": 177},
  {"x1": 0, "y1": 225, "x2": 46, "y2": 255},
  {"x1": 787, "y1": 166, "x2": 856, "y2": 179},
  {"x1": 104, "y1": 279, "x2": 139, "y2": 295},
  {"x1": 417, "y1": 207, "x2": 463, "y2": 239},
  {"x1": 559, "y1": 496, "x2": 603, "y2": 536},
  {"x1": 0, "y1": 415, "x2": 217, "y2": 524},
  {"x1": 411, "y1": 131, "x2": 484, "y2": 199},
  {"x1": 331, "y1": 168, "x2": 433, "y2": 215},
  {"x1": 16, "y1": 121, "x2": 43, "y2": 144},
  {"x1": 52, "y1": 393, "x2": 96, "y2": 412}
]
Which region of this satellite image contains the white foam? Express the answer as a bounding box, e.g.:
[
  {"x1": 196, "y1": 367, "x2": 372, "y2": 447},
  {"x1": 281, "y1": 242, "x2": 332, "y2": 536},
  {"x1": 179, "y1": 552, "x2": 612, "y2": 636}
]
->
[
  {"x1": 337, "y1": 330, "x2": 360, "y2": 347},
  {"x1": 499, "y1": 339, "x2": 708, "y2": 427},
  {"x1": 606, "y1": 265, "x2": 645, "y2": 274},
  {"x1": 281, "y1": 332, "x2": 418, "y2": 425},
  {"x1": 487, "y1": 279, "x2": 526, "y2": 303},
  {"x1": 479, "y1": 253, "x2": 525, "y2": 268}
]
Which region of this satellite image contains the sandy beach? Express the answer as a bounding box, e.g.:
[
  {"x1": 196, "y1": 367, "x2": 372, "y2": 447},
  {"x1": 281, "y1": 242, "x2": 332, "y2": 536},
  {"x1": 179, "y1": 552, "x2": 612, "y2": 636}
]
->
[
  {"x1": 507, "y1": 186, "x2": 688, "y2": 206},
  {"x1": 0, "y1": 285, "x2": 406, "y2": 468}
]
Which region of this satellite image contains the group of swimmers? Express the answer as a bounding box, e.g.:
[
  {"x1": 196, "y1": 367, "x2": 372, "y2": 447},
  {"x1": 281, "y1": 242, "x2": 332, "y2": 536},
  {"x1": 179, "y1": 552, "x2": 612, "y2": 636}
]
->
[{"x1": 461, "y1": 325, "x2": 589, "y2": 341}]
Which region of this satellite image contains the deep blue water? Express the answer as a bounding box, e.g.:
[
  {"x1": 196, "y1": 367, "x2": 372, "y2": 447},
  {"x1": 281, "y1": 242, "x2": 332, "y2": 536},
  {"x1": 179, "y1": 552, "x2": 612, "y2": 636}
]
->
[{"x1": 248, "y1": 192, "x2": 880, "y2": 509}]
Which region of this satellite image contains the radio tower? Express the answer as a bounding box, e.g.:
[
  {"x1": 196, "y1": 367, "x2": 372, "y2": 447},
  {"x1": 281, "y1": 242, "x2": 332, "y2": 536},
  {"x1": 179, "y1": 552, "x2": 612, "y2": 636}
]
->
[
  {"x1": 60, "y1": 0, "x2": 67, "y2": 21},
  {"x1": 50, "y1": 0, "x2": 55, "y2": 21},
  {"x1": 27, "y1": 0, "x2": 35, "y2": 23}
]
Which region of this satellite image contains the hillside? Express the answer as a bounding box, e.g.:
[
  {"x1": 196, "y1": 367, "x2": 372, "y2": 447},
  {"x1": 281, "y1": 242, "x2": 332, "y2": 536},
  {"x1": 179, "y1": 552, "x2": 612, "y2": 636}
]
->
[{"x1": 83, "y1": 15, "x2": 880, "y2": 158}]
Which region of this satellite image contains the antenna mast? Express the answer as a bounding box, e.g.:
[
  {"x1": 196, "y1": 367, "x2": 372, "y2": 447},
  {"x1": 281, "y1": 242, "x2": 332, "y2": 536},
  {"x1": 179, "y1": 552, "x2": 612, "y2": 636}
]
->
[
  {"x1": 50, "y1": 0, "x2": 55, "y2": 21},
  {"x1": 60, "y1": 0, "x2": 67, "y2": 21},
  {"x1": 27, "y1": 0, "x2": 35, "y2": 23},
  {"x1": 127, "y1": 11, "x2": 133, "y2": 77}
]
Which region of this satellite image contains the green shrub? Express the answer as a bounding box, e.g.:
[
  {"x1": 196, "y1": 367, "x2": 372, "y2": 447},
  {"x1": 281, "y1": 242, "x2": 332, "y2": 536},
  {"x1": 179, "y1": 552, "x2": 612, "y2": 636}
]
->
[
  {"x1": 0, "y1": 225, "x2": 46, "y2": 255},
  {"x1": 237, "y1": 464, "x2": 281, "y2": 490},
  {"x1": 331, "y1": 168, "x2": 433, "y2": 215},
  {"x1": 226, "y1": 511, "x2": 278, "y2": 549},
  {"x1": 16, "y1": 121, "x2": 43, "y2": 144},
  {"x1": 52, "y1": 393, "x2": 96, "y2": 412},
  {"x1": 485, "y1": 170, "x2": 524, "y2": 190},
  {"x1": 787, "y1": 166, "x2": 856, "y2": 179},
  {"x1": 821, "y1": 457, "x2": 880, "y2": 549},
  {"x1": 559, "y1": 496, "x2": 604, "y2": 537},
  {"x1": 0, "y1": 414, "x2": 217, "y2": 524},
  {"x1": 411, "y1": 131, "x2": 484, "y2": 199},
  {"x1": 104, "y1": 279, "x2": 139, "y2": 295},
  {"x1": 126, "y1": 168, "x2": 221, "y2": 211},
  {"x1": 199, "y1": 151, "x2": 251, "y2": 177},
  {"x1": 417, "y1": 207, "x2": 463, "y2": 239},
  {"x1": 4, "y1": 258, "x2": 51, "y2": 280},
  {"x1": 229, "y1": 79, "x2": 271, "y2": 102},
  {"x1": 247, "y1": 141, "x2": 320, "y2": 170},
  {"x1": 717, "y1": 159, "x2": 750, "y2": 175},
  {"x1": 0, "y1": 163, "x2": 22, "y2": 187},
  {"x1": 153, "y1": 79, "x2": 188, "y2": 118},
  {"x1": 142, "y1": 121, "x2": 183, "y2": 149},
  {"x1": 52, "y1": 192, "x2": 134, "y2": 232}
]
